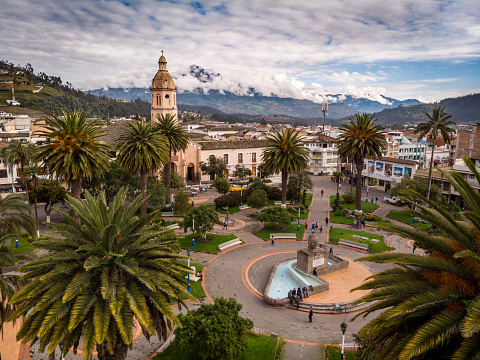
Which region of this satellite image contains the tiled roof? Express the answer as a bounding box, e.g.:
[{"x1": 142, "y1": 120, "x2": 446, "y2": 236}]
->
[
  {"x1": 377, "y1": 157, "x2": 418, "y2": 165},
  {"x1": 196, "y1": 139, "x2": 268, "y2": 150}
]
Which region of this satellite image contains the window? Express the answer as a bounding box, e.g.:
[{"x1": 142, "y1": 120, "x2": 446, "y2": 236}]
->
[
  {"x1": 0, "y1": 169, "x2": 7, "y2": 178},
  {"x1": 238, "y1": 153, "x2": 243, "y2": 164},
  {"x1": 251, "y1": 152, "x2": 256, "y2": 163},
  {"x1": 156, "y1": 95, "x2": 161, "y2": 106},
  {"x1": 165, "y1": 94, "x2": 170, "y2": 100},
  {"x1": 224, "y1": 154, "x2": 229, "y2": 164}
]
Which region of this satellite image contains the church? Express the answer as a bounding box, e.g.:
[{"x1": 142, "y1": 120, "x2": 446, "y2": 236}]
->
[{"x1": 150, "y1": 54, "x2": 267, "y2": 183}]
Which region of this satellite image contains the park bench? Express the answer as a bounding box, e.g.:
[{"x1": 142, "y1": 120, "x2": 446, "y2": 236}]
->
[
  {"x1": 239, "y1": 205, "x2": 250, "y2": 210},
  {"x1": 270, "y1": 233, "x2": 297, "y2": 240},
  {"x1": 338, "y1": 238, "x2": 369, "y2": 251},
  {"x1": 371, "y1": 239, "x2": 380, "y2": 243},
  {"x1": 274, "y1": 201, "x2": 282, "y2": 206},
  {"x1": 186, "y1": 266, "x2": 201, "y2": 282},
  {"x1": 161, "y1": 212, "x2": 175, "y2": 217},
  {"x1": 352, "y1": 235, "x2": 370, "y2": 241},
  {"x1": 164, "y1": 224, "x2": 180, "y2": 231},
  {"x1": 218, "y1": 238, "x2": 242, "y2": 251}
]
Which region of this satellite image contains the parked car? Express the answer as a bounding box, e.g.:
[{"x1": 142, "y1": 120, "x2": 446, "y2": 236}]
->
[
  {"x1": 188, "y1": 190, "x2": 198, "y2": 197},
  {"x1": 230, "y1": 185, "x2": 242, "y2": 192},
  {"x1": 384, "y1": 196, "x2": 404, "y2": 205}
]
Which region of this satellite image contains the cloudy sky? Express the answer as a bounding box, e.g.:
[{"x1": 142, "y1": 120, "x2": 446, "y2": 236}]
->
[{"x1": 1, "y1": 0, "x2": 479, "y2": 103}]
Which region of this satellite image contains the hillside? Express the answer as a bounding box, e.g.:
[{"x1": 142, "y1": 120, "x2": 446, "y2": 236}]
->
[
  {"x1": 371, "y1": 93, "x2": 480, "y2": 125},
  {"x1": 0, "y1": 60, "x2": 150, "y2": 118}
]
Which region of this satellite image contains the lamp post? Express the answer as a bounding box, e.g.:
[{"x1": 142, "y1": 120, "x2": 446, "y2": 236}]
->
[
  {"x1": 226, "y1": 207, "x2": 229, "y2": 230},
  {"x1": 187, "y1": 248, "x2": 191, "y2": 293},
  {"x1": 240, "y1": 185, "x2": 243, "y2": 206},
  {"x1": 192, "y1": 212, "x2": 195, "y2": 247},
  {"x1": 322, "y1": 102, "x2": 328, "y2": 133},
  {"x1": 171, "y1": 190, "x2": 174, "y2": 214},
  {"x1": 297, "y1": 206, "x2": 300, "y2": 231},
  {"x1": 340, "y1": 322, "x2": 348, "y2": 360}
]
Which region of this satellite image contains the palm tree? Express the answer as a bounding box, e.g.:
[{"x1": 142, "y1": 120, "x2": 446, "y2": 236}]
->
[
  {"x1": 336, "y1": 113, "x2": 386, "y2": 213},
  {"x1": 35, "y1": 109, "x2": 111, "y2": 199},
  {"x1": 261, "y1": 129, "x2": 309, "y2": 206},
  {"x1": 116, "y1": 121, "x2": 169, "y2": 217},
  {"x1": 0, "y1": 193, "x2": 36, "y2": 336},
  {"x1": 352, "y1": 157, "x2": 480, "y2": 360},
  {"x1": 333, "y1": 171, "x2": 344, "y2": 194},
  {"x1": 288, "y1": 171, "x2": 313, "y2": 203},
  {"x1": 414, "y1": 106, "x2": 456, "y2": 200},
  {"x1": 155, "y1": 114, "x2": 190, "y2": 190},
  {"x1": 9, "y1": 189, "x2": 194, "y2": 360},
  {"x1": 0, "y1": 139, "x2": 36, "y2": 196}
]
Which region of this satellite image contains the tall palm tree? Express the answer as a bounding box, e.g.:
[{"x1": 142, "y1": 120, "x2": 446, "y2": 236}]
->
[
  {"x1": 35, "y1": 109, "x2": 111, "y2": 199},
  {"x1": 116, "y1": 121, "x2": 169, "y2": 217},
  {"x1": 336, "y1": 113, "x2": 386, "y2": 213},
  {"x1": 414, "y1": 106, "x2": 456, "y2": 200},
  {"x1": 155, "y1": 114, "x2": 189, "y2": 189},
  {"x1": 261, "y1": 129, "x2": 309, "y2": 206},
  {"x1": 9, "y1": 189, "x2": 194, "y2": 360},
  {"x1": 0, "y1": 139, "x2": 36, "y2": 195},
  {"x1": 0, "y1": 193, "x2": 36, "y2": 336},
  {"x1": 352, "y1": 157, "x2": 480, "y2": 360},
  {"x1": 288, "y1": 171, "x2": 313, "y2": 203}
]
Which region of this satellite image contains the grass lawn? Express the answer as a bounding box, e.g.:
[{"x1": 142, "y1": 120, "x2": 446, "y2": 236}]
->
[
  {"x1": 253, "y1": 222, "x2": 303, "y2": 241},
  {"x1": 329, "y1": 228, "x2": 394, "y2": 253},
  {"x1": 177, "y1": 263, "x2": 205, "y2": 300},
  {"x1": 153, "y1": 333, "x2": 283, "y2": 360},
  {"x1": 178, "y1": 233, "x2": 239, "y2": 253},
  {"x1": 328, "y1": 346, "x2": 357, "y2": 360},
  {"x1": 329, "y1": 211, "x2": 354, "y2": 225},
  {"x1": 386, "y1": 210, "x2": 431, "y2": 231},
  {"x1": 10, "y1": 239, "x2": 37, "y2": 263},
  {"x1": 329, "y1": 195, "x2": 380, "y2": 213}
]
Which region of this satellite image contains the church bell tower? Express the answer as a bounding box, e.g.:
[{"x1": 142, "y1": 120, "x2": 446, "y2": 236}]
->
[{"x1": 150, "y1": 52, "x2": 178, "y2": 122}]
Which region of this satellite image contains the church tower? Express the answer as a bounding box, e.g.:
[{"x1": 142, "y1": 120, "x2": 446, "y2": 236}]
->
[{"x1": 150, "y1": 52, "x2": 178, "y2": 122}]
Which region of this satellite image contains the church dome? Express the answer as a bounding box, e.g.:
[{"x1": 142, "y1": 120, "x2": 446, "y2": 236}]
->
[{"x1": 151, "y1": 53, "x2": 176, "y2": 90}]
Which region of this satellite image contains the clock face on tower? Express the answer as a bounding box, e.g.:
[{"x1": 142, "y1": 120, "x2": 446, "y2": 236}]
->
[{"x1": 165, "y1": 94, "x2": 170, "y2": 99}]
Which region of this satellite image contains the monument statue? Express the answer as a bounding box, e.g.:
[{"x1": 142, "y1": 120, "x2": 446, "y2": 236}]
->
[{"x1": 308, "y1": 234, "x2": 319, "y2": 251}]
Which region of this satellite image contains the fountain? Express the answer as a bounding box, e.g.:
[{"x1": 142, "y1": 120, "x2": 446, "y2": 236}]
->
[{"x1": 263, "y1": 234, "x2": 349, "y2": 306}]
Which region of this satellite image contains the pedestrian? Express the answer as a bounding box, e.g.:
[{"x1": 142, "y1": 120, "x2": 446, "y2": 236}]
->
[
  {"x1": 330, "y1": 247, "x2": 333, "y2": 254},
  {"x1": 312, "y1": 227, "x2": 315, "y2": 234},
  {"x1": 313, "y1": 268, "x2": 318, "y2": 276},
  {"x1": 297, "y1": 287, "x2": 303, "y2": 301},
  {"x1": 339, "y1": 183, "x2": 342, "y2": 190},
  {"x1": 325, "y1": 217, "x2": 329, "y2": 226},
  {"x1": 292, "y1": 288, "x2": 297, "y2": 297},
  {"x1": 308, "y1": 306, "x2": 313, "y2": 322},
  {"x1": 304, "y1": 221, "x2": 308, "y2": 230},
  {"x1": 271, "y1": 235, "x2": 275, "y2": 246},
  {"x1": 375, "y1": 196, "x2": 378, "y2": 204},
  {"x1": 288, "y1": 289, "x2": 293, "y2": 304},
  {"x1": 371, "y1": 196, "x2": 374, "y2": 203},
  {"x1": 320, "y1": 225, "x2": 323, "y2": 233},
  {"x1": 302, "y1": 286, "x2": 309, "y2": 298},
  {"x1": 223, "y1": 220, "x2": 227, "y2": 230},
  {"x1": 312, "y1": 222, "x2": 315, "y2": 230},
  {"x1": 184, "y1": 226, "x2": 188, "y2": 234},
  {"x1": 296, "y1": 297, "x2": 300, "y2": 309},
  {"x1": 321, "y1": 189, "x2": 324, "y2": 197}
]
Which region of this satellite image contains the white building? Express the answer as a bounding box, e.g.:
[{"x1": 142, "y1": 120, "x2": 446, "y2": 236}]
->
[
  {"x1": 364, "y1": 157, "x2": 419, "y2": 190},
  {"x1": 305, "y1": 135, "x2": 339, "y2": 175}
]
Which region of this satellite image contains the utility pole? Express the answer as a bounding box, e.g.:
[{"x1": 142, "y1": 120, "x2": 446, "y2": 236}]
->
[{"x1": 322, "y1": 102, "x2": 328, "y2": 134}]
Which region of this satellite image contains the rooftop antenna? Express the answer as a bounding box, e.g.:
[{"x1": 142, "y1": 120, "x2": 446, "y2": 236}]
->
[{"x1": 322, "y1": 102, "x2": 328, "y2": 134}]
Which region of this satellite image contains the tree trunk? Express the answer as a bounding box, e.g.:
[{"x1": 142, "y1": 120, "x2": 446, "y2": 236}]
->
[
  {"x1": 70, "y1": 178, "x2": 82, "y2": 199},
  {"x1": 164, "y1": 146, "x2": 172, "y2": 189},
  {"x1": 426, "y1": 143, "x2": 436, "y2": 200},
  {"x1": 355, "y1": 160, "x2": 363, "y2": 213},
  {"x1": 140, "y1": 171, "x2": 148, "y2": 218},
  {"x1": 281, "y1": 169, "x2": 288, "y2": 208},
  {"x1": 96, "y1": 339, "x2": 129, "y2": 360}
]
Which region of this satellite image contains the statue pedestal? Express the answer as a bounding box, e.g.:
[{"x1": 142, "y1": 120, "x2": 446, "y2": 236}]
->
[{"x1": 297, "y1": 246, "x2": 328, "y2": 275}]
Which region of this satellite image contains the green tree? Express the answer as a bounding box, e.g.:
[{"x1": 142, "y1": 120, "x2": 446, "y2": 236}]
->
[
  {"x1": 29, "y1": 179, "x2": 66, "y2": 222},
  {"x1": 183, "y1": 205, "x2": 219, "y2": 241},
  {"x1": 173, "y1": 189, "x2": 192, "y2": 215},
  {"x1": 352, "y1": 157, "x2": 480, "y2": 360},
  {"x1": 175, "y1": 297, "x2": 254, "y2": 360},
  {"x1": 199, "y1": 156, "x2": 228, "y2": 179},
  {"x1": 0, "y1": 139, "x2": 36, "y2": 196},
  {"x1": 287, "y1": 171, "x2": 313, "y2": 203},
  {"x1": 213, "y1": 177, "x2": 230, "y2": 195},
  {"x1": 414, "y1": 106, "x2": 456, "y2": 199},
  {"x1": 10, "y1": 189, "x2": 193, "y2": 360},
  {"x1": 336, "y1": 113, "x2": 386, "y2": 213},
  {"x1": 257, "y1": 162, "x2": 273, "y2": 179},
  {"x1": 261, "y1": 129, "x2": 309, "y2": 206},
  {"x1": 247, "y1": 189, "x2": 268, "y2": 213},
  {"x1": 0, "y1": 193, "x2": 36, "y2": 336},
  {"x1": 147, "y1": 177, "x2": 169, "y2": 208},
  {"x1": 257, "y1": 207, "x2": 296, "y2": 230},
  {"x1": 233, "y1": 165, "x2": 252, "y2": 180},
  {"x1": 35, "y1": 109, "x2": 111, "y2": 199},
  {"x1": 116, "y1": 121, "x2": 169, "y2": 217},
  {"x1": 155, "y1": 114, "x2": 190, "y2": 190}
]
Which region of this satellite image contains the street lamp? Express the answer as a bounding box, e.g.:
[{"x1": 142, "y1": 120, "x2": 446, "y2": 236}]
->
[
  {"x1": 187, "y1": 248, "x2": 191, "y2": 293},
  {"x1": 340, "y1": 322, "x2": 348, "y2": 360},
  {"x1": 297, "y1": 206, "x2": 300, "y2": 231},
  {"x1": 322, "y1": 102, "x2": 328, "y2": 133},
  {"x1": 226, "y1": 207, "x2": 229, "y2": 230},
  {"x1": 192, "y1": 212, "x2": 196, "y2": 247},
  {"x1": 240, "y1": 185, "x2": 243, "y2": 206},
  {"x1": 171, "y1": 190, "x2": 174, "y2": 214}
]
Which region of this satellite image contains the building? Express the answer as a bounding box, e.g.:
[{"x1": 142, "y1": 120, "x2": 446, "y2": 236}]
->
[
  {"x1": 304, "y1": 135, "x2": 339, "y2": 175},
  {"x1": 455, "y1": 123, "x2": 480, "y2": 159},
  {"x1": 150, "y1": 53, "x2": 178, "y2": 122},
  {"x1": 364, "y1": 157, "x2": 419, "y2": 190}
]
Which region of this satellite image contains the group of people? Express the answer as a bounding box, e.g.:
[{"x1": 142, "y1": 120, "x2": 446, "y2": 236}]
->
[
  {"x1": 305, "y1": 217, "x2": 329, "y2": 233},
  {"x1": 288, "y1": 286, "x2": 310, "y2": 309}
]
